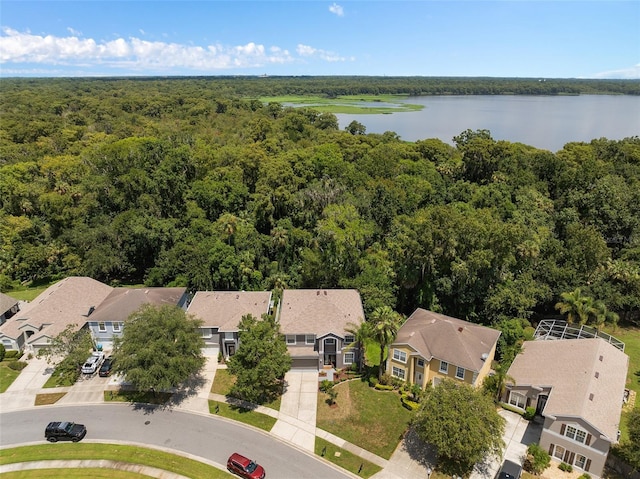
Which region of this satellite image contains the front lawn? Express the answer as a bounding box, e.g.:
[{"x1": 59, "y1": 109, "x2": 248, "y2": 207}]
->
[
  {"x1": 211, "y1": 368, "x2": 281, "y2": 411},
  {"x1": 0, "y1": 361, "x2": 21, "y2": 393},
  {"x1": 104, "y1": 390, "x2": 173, "y2": 405},
  {"x1": 314, "y1": 437, "x2": 382, "y2": 478},
  {"x1": 316, "y1": 379, "x2": 414, "y2": 459},
  {"x1": 208, "y1": 400, "x2": 277, "y2": 431}
]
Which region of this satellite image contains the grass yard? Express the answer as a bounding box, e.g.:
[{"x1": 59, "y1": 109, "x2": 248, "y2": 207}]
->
[
  {"x1": 0, "y1": 361, "x2": 22, "y2": 393},
  {"x1": 316, "y1": 379, "x2": 414, "y2": 459},
  {"x1": 208, "y1": 400, "x2": 277, "y2": 431},
  {"x1": 104, "y1": 390, "x2": 173, "y2": 405},
  {"x1": 34, "y1": 392, "x2": 66, "y2": 405},
  {"x1": 257, "y1": 94, "x2": 423, "y2": 114},
  {"x1": 0, "y1": 443, "x2": 232, "y2": 479},
  {"x1": 211, "y1": 368, "x2": 281, "y2": 410},
  {"x1": 603, "y1": 324, "x2": 640, "y2": 394},
  {"x1": 314, "y1": 437, "x2": 382, "y2": 478},
  {"x1": 4, "y1": 286, "x2": 49, "y2": 302},
  {"x1": 1, "y1": 468, "x2": 150, "y2": 478},
  {"x1": 42, "y1": 368, "x2": 78, "y2": 388}
]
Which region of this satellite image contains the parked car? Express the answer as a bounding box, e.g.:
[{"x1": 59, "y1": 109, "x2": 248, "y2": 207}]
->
[
  {"x1": 98, "y1": 357, "x2": 114, "y2": 377},
  {"x1": 81, "y1": 351, "x2": 104, "y2": 374},
  {"x1": 45, "y1": 421, "x2": 87, "y2": 442},
  {"x1": 227, "y1": 452, "x2": 266, "y2": 479},
  {"x1": 498, "y1": 459, "x2": 523, "y2": 479}
]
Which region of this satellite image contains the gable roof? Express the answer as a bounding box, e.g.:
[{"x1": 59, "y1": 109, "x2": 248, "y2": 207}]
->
[
  {"x1": 277, "y1": 289, "x2": 364, "y2": 337},
  {"x1": 187, "y1": 291, "x2": 272, "y2": 331},
  {"x1": 393, "y1": 308, "x2": 501, "y2": 372},
  {"x1": 507, "y1": 338, "x2": 629, "y2": 440},
  {"x1": 0, "y1": 277, "x2": 113, "y2": 343},
  {"x1": 0, "y1": 292, "x2": 19, "y2": 315},
  {"x1": 88, "y1": 287, "x2": 188, "y2": 324}
]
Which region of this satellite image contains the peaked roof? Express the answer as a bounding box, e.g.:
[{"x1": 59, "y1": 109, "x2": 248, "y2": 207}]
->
[
  {"x1": 0, "y1": 292, "x2": 19, "y2": 315},
  {"x1": 88, "y1": 287, "x2": 188, "y2": 324},
  {"x1": 393, "y1": 308, "x2": 501, "y2": 372},
  {"x1": 0, "y1": 277, "x2": 113, "y2": 342},
  {"x1": 277, "y1": 289, "x2": 365, "y2": 336},
  {"x1": 507, "y1": 338, "x2": 628, "y2": 440},
  {"x1": 187, "y1": 291, "x2": 272, "y2": 330}
]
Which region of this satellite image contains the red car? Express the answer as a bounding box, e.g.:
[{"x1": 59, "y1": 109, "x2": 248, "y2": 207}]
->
[{"x1": 227, "y1": 452, "x2": 266, "y2": 479}]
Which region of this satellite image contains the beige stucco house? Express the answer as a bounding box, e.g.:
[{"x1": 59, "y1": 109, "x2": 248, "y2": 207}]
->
[
  {"x1": 187, "y1": 291, "x2": 273, "y2": 357},
  {"x1": 506, "y1": 338, "x2": 629, "y2": 477},
  {"x1": 387, "y1": 308, "x2": 500, "y2": 389},
  {"x1": 276, "y1": 289, "x2": 365, "y2": 370}
]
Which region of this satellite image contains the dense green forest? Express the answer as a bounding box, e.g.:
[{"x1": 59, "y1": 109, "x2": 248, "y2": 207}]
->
[{"x1": 1, "y1": 77, "x2": 639, "y2": 327}]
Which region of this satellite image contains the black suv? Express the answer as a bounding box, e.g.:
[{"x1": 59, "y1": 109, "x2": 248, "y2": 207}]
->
[
  {"x1": 99, "y1": 357, "x2": 114, "y2": 377},
  {"x1": 498, "y1": 459, "x2": 523, "y2": 479},
  {"x1": 45, "y1": 421, "x2": 87, "y2": 442}
]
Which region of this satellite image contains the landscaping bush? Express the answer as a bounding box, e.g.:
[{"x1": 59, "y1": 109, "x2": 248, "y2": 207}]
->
[
  {"x1": 558, "y1": 462, "x2": 573, "y2": 472},
  {"x1": 524, "y1": 443, "x2": 551, "y2": 475},
  {"x1": 400, "y1": 393, "x2": 420, "y2": 410},
  {"x1": 8, "y1": 361, "x2": 28, "y2": 371},
  {"x1": 523, "y1": 406, "x2": 536, "y2": 420},
  {"x1": 368, "y1": 376, "x2": 378, "y2": 387},
  {"x1": 0, "y1": 344, "x2": 5, "y2": 361},
  {"x1": 578, "y1": 473, "x2": 590, "y2": 479},
  {"x1": 374, "y1": 383, "x2": 394, "y2": 391},
  {"x1": 379, "y1": 373, "x2": 393, "y2": 386},
  {"x1": 4, "y1": 350, "x2": 21, "y2": 360}
]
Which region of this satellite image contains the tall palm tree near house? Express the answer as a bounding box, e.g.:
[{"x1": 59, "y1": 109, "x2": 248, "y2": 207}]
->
[
  {"x1": 345, "y1": 320, "x2": 371, "y2": 373},
  {"x1": 492, "y1": 363, "x2": 515, "y2": 403},
  {"x1": 555, "y1": 288, "x2": 594, "y2": 325},
  {"x1": 370, "y1": 306, "x2": 403, "y2": 381},
  {"x1": 588, "y1": 300, "x2": 619, "y2": 331}
]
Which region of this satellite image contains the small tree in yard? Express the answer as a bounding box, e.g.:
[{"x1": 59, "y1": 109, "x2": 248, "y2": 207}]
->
[
  {"x1": 413, "y1": 380, "x2": 505, "y2": 475},
  {"x1": 524, "y1": 443, "x2": 551, "y2": 475},
  {"x1": 38, "y1": 323, "x2": 93, "y2": 384},
  {"x1": 320, "y1": 379, "x2": 338, "y2": 405},
  {"x1": 227, "y1": 314, "x2": 291, "y2": 404},
  {"x1": 112, "y1": 304, "x2": 205, "y2": 396}
]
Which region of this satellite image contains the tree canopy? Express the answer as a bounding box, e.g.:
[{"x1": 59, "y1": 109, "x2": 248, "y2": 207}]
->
[
  {"x1": 227, "y1": 314, "x2": 291, "y2": 404},
  {"x1": 413, "y1": 380, "x2": 505, "y2": 474},
  {"x1": 112, "y1": 304, "x2": 205, "y2": 393}
]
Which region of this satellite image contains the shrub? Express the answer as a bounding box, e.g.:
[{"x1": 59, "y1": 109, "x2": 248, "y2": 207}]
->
[
  {"x1": 379, "y1": 373, "x2": 392, "y2": 386},
  {"x1": 4, "y1": 350, "x2": 21, "y2": 360},
  {"x1": 578, "y1": 474, "x2": 591, "y2": 479},
  {"x1": 400, "y1": 393, "x2": 420, "y2": 410},
  {"x1": 523, "y1": 406, "x2": 536, "y2": 420},
  {"x1": 8, "y1": 361, "x2": 28, "y2": 371},
  {"x1": 524, "y1": 443, "x2": 550, "y2": 475},
  {"x1": 374, "y1": 383, "x2": 394, "y2": 391},
  {"x1": 319, "y1": 379, "x2": 334, "y2": 394},
  {"x1": 368, "y1": 376, "x2": 378, "y2": 387},
  {"x1": 0, "y1": 344, "x2": 5, "y2": 362},
  {"x1": 558, "y1": 463, "x2": 573, "y2": 472}
]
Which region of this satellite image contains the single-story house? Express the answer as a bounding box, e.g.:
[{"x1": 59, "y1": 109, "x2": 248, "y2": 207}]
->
[
  {"x1": 86, "y1": 287, "x2": 190, "y2": 349},
  {"x1": 276, "y1": 289, "x2": 365, "y2": 370},
  {"x1": 0, "y1": 277, "x2": 113, "y2": 353},
  {"x1": 387, "y1": 308, "x2": 500, "y2": 389},
  {"x1": 0, "y1": 292, "x2": 20, "y2": 326},
  {"x1": 187, "y1": 291, "x2": 273, "y2": 357},
  {"x1": 505, "y1": 338, "x2": 629, "y2": 478}
]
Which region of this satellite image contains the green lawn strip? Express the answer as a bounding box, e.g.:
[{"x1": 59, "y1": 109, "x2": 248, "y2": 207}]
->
[
  {"x1": 0, "y1": 361, "x2": 21, "y2": 393},
  {"x1": 0, "y1": 444, "x2": 232, "y2": 478},
  {"x1": 104, "y1": 390, "x2": 172, "y2": 404},
  {"x1": 316, "y1": 380, "x2": 413, "y2": 459},
  {"x1": 34, "y1": 392, "x2": 66, "y2": 405},
  {"x1": 315, "y1": 437, "x2": 381, "y2": 478},
  {"x1": 211, "y1": 368, "x2": 281, "y2": 411},
  {"x1": 4, "y1": 287, "x2": 49, "y2": 302},
  {"x1": 208, "y1": 400, "x2": 277, "y2": 432},
  {"x1": 1, "y1": 468, "x2": 150, "y2": 478},
  {"x1": 42, "y1": 369, "x2": 77, "y2": 388}
]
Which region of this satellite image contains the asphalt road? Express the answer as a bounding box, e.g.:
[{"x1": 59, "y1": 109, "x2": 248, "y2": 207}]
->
[{"x1": 0, "y1": 404, "x2": 352, "y2": 479}]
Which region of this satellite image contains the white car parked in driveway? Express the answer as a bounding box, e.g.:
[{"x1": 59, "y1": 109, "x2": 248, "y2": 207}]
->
[{"x1": 81, "y1": 351, "x2": 105, "y2": 374}]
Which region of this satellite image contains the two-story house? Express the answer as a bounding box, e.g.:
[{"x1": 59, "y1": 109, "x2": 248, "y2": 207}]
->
[
  {"x1": 276, "y1": 289, "x2": 365, "y2": 370},
  {"x1": 506, "y1": 338, "x2": 629, "y2": 477},
  {"x1": 86, "y1": 287, "x2": 190, "y2": 349},
  {"x1": 187, "y1": 291, "x2": 273, "y2": 358},
  {"x1": 387, "y1": 308, "x2": 500, "y2": 389}
]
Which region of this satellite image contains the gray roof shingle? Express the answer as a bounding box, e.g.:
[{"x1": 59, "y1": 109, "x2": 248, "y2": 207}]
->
[
  {"x1": 187, "y1": 291, "x2": 272, "y2": 331},
  {"x1": 88, "y1": 287, "x2": 188, "y2": 323}
]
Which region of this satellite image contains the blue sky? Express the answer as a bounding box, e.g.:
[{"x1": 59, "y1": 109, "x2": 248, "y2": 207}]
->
[{"x1": 1, "y1": 1, "x2": 638, "y2": 78}]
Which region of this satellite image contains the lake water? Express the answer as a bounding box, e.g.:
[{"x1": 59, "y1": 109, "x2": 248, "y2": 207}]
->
[{"x1": 336, "y1": 95, "x2": 640, "y2": 152}]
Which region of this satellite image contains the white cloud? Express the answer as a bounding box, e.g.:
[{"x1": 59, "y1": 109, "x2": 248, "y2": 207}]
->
[
  {"x1": 329, "y1": 3, "x2": 344, "y2": 17},
  {"x1": 66, "y1": 27, "x2": 82, "y2": 36},
  {"x1": 0, "y1": 27, "x2": 311, "y2": 71},
  {"x1": 591, "y1": 63, "x2": 640, "y2": 79},
  {"x1": 296, "y1": 43, "x2": 350, "y2": 62}
]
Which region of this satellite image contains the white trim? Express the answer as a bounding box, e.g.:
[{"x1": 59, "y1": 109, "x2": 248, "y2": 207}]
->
[
  {"x1": 392, "y1": 349, "x2": 407, "y2": 363},
  {"x1": 455, "y1": 366, "x2": 465, "y2": 380},
  {"x1": 286, "y1": 335, "x2": 296, "y2": 345},
  {"x1": 439, "y1": 360, "x2": 448, "y2": 373},
  {"x1": 98, "y1": 322, "x2": 106, "y2": 332},
  {"x1": 565, "y1": 424, "x2": 588, "y2": 444},
  {"x1": 112, "y1": 322, "x2": 122, "y2": 332},
  {"x1": 344, "y1": 352, "x2": 354, "y2": 364},
  {"x1": 508, "y1": 390, "x2": 526, "y2": 409},
  {"x1": 392, "y1": 366, "x2": 405, "y2": 380},
  {"x1": 305, "y1": 334, "x2": 315, "y2": 345}
]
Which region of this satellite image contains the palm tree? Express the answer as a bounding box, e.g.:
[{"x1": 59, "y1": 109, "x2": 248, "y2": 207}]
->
[
  {"x1": 345, "y1": 320, "x2": 371, "y2": 373},
  {"x1": 588, "y1": 300, "x2": 619, "y2": 331},
  {"x1": 555, "y1": 288, "x2": 593, "y2": 325},
  {"x1": 369, "y1": 306, "x2": 403, "y2": 381},
  {"x1": 492, "y1": 363, "x2": 515, "y2": 403}
]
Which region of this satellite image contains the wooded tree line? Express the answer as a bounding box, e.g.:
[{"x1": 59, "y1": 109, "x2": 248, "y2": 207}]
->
[{"x1": 1, "y1": 78, "x2": 639, "y2": 329}]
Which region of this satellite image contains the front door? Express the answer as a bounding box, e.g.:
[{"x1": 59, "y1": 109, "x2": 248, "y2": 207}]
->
[
  {"x1": 415, "y1": 371, "x2": 423, "y2": 387},
  {"x1": 324, "y1": 354, "x2": 336, "y2": 367},
  {"x1": 227, "y1": 344, "x2": 235, "y2": 357}
]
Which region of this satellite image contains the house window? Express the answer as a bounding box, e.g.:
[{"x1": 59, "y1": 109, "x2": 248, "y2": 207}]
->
[
  {"x1": 439, "y1": 361, "x2": 448, "y2": 373},
  {"x1": 112, "y1": 322, "x2": 121, "y2": 332},
  {"x1": 344, "y1": 352, "x2": 354, "y2": 364},
  {"x1": 553, "y1": 445, "x2": 566, "y2": 461},
  {"x1": 456, "y1": 366, "x2": 465, "y2": 380},
  {"x1": 575, "y1": 455, "x2": 587, "y2": 470},
  {"x1": 305, "y1": 334, "x2": 315, "y2": 345},
  {"x1": 286, "y1": 335, "x2": 296, "y2": 345},
  {"x1": 344, "y1": 335, "x2": 355, "y2": 344},
  {"x1": 393, "y1": 349, "x2": 407, "y2": 363},
  {"x1": 201, "y1": 328, "x2": 211, "y2": 338},
  {"x1": 417, "y1": 358, "x2": 424, "y2": 367},
  {"x1": 565, "y1": 425, "x2": 587, "y2": 444},
  {"x1": 392, "y1": 366, "x2": 405, "y2": 380},
  {"x1": 508, "y1": 391, "x2": 526, "y2": 409},
  {"x1": 98, "y1": 322, "x2": 106, "y2": 332}
]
